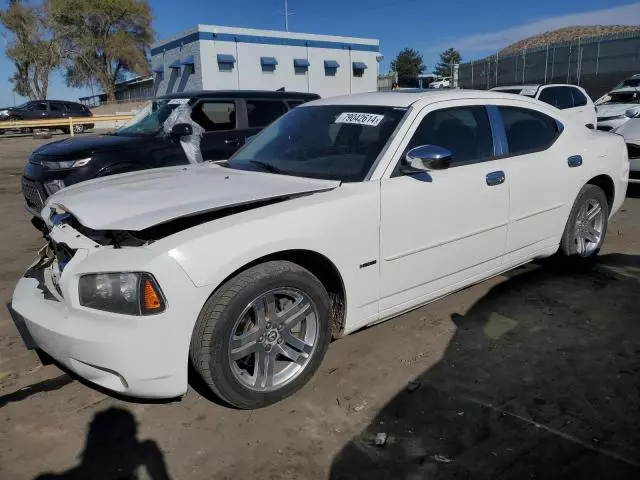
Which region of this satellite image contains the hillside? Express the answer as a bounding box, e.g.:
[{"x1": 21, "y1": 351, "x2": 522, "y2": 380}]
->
[{"x1": 499, "y1": 25, "x2": 640, "y2": 56}]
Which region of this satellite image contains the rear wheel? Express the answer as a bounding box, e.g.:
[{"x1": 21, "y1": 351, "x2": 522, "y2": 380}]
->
[
  {"x1": 190, "y1": 261, "x2": 332, "y2": 409},
  {"x1": 559, "y1": 184, "x2": 609, "y2": 261},
  {"x1": 72, "y1": 124, "x2": 85, "y2": 134}
]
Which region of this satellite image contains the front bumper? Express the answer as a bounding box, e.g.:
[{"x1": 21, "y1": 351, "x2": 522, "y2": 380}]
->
[
  {"x1": 597, "y1": 117, "x2": 628, "y2": 131},
  {"x1": 9, "y1": 230, "x2": 208, "y2": 399}
]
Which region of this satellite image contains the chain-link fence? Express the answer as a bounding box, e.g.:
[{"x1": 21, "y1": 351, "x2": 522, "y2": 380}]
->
[{"x1": 458, "y1": 31, "x2": 640, "y2": 99}]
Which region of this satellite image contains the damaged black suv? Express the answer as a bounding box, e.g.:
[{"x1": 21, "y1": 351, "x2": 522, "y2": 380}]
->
[{"x1": 22, "y1": 90, "x2": 319, "y2": 223}]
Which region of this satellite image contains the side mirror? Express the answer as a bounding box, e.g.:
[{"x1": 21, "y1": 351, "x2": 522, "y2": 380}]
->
[
  {"x1": 401, "y1": 145, "x2": 452, "y2": 172},
  {"x1": 170, "y1": 123, "x2": 193, "y2": 137}
]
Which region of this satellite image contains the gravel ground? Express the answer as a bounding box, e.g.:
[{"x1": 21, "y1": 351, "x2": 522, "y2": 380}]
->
[{"x1": 0, "y1": 134, "x2": 639, "y2": 479}]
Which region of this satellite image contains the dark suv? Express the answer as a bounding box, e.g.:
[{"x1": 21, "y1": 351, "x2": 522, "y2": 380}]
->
[
  {"x1": 0, "y1": 100, "x2": 94, "y2": 134},
  {"x1": 21, "y1": 90, "x2": 319, "y2": 219}
]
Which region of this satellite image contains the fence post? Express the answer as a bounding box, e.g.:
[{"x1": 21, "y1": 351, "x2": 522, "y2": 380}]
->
[
  {"x1": 544, "y1": 44, "x2": 549, "y2": 83},
  {"x1": 495, "y1": 50, "x2": 499, "y2": 87},
  {"x1": 69, "y1": 117, "x2": 74, "y2": 137},
  {"x1": 522, "y1": 49, "x2": 526, "y2": 84},
  {"x1": 595, "y1": 39, "x2": 601, "y2": 75}
]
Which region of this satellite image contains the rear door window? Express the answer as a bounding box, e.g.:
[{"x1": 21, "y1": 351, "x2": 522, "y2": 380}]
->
[
  {"x1": 499, "y1": 106, "x2": 559, "y2": 155},
  {"x1": 570, "y1": 88, "x2": 588, "y2": 107},
  {"x1": 247, "y1": 100, "x2": 288, "y2": 128},
  {"x1": 538, "y1": 87, "x2": 573, "y2": 109},
  {"x1": 191, "y1": 101, "x2": 236, "y2": 131},
  {"x1": 28, "y1": 102, "x2": 48, "y2": 111},
  {"x1": 50, "y1": 102, "x2": 67, "y2": 112}
]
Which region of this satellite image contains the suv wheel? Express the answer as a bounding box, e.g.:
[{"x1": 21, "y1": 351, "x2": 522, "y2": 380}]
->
[
  {"x1": 72, "y1": 124, "x2": 85, "y2": 134},
  {"x1": 190, "y1": 261, "x2": 332, "y2": 409}
]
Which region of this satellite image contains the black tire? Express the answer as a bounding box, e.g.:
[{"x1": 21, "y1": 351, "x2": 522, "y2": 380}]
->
[
  {"x1": 559, "y1": 184, "x2": 609, "y2": 262},
  {"x1": 190, "y1": 261, "x2": 332, "y2": 409},
  {"x1": 72, "y1": 124, "x2": 85, "y2": 134}
]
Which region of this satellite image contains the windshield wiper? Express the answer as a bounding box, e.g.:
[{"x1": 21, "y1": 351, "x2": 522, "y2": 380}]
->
[{"x1": 248, "y1": 160, "x2": 285, "y2": 174}]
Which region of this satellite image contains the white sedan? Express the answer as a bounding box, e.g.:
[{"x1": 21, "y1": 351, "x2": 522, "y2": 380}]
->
[{"x1": 9, "y1": 90, "x2": 629, "y2": 409}]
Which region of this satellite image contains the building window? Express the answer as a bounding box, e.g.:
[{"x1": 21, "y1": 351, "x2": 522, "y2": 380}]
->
[
  {"x1": 352, "y1": 61, "x2": 367, "y2": 78},
  {"x1": 293, "y1": 58, "x2": 310, "y2": 75},
  {"x1": 260, "y1": 57, "x2": 278, "y2": 73},
  {"x1": 324, "y1": 60, "x2": 339, "y2": 77},
  {"x1": 181, "y1": 56, "x2": 195, "y2": 74},
  {"x1": 217, "y1": 54, "x2": 236, "y2": 72}
]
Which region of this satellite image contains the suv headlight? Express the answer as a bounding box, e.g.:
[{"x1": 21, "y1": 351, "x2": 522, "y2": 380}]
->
[
  {"x1": 79, "y1": 272, "x2": 166, "y2": 315},
  {"x1": 46, "y1": 157, "x2": 92, "y2": 170},
  {"x1": 625, "y1": 108, "x2": 640, "y2": 118}
]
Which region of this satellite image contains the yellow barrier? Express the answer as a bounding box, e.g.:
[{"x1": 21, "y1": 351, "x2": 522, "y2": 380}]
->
[{"x1": 0, "y1": 114, "x2": 134, "y2": 136}]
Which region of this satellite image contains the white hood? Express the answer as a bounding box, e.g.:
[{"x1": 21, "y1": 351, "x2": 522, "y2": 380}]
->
[
  {"x1": 597, "y1": 103, "x2": 636, "y2": 118},
  {"x1": 45, "y1": 163, "x2": 340, "y2": 231}
]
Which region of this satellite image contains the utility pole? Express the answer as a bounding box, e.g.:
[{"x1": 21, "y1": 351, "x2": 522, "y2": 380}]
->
[{"x1": 284, "y1": 0, "x2": 289, "y2": 31}]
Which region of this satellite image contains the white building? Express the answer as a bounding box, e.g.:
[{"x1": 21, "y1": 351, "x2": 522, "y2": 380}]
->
[{"x1": 151, "y1": 25, "x2": 380, "y2": 98}]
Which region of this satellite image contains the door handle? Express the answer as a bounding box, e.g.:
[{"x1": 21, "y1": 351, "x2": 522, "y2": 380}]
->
[
  {"x1": 568, "y1": 155, "x2": 583, "y2": 167},
  {"x1": 486, "y1": 170, "x2": 505, "y2": 186}
]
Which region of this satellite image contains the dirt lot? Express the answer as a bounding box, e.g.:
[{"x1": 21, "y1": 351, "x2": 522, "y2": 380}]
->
[{"x1": 1, "y1": 134, "x2": 639, "y2": 479}]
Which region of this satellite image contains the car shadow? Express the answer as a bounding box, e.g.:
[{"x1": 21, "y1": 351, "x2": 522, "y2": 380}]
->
[
  {"x1": 330, "y1": 254, "x2": 640, "y2": 480},
  {"x1": 34, "y1": 407, "x2": 172, "y2": 479}
]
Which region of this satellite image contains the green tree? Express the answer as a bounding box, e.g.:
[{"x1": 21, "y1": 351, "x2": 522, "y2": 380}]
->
[
  {"x1": 0, "y1": 0, "x2": 61, "y2": 100},
  {"x1": 390, "y1": 48, "x2": 425, "y2": 87},
  {"x1": 49, "y1": 0, "x2": 154, "y2": 102},
  {"x1": 434, "y1": 47, "x2": 462, "y2": 78}
]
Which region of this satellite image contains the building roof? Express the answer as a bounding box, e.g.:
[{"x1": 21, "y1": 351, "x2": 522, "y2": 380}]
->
[{"x1": 152, "y1": 24, "x2": 379, "y2": 55}]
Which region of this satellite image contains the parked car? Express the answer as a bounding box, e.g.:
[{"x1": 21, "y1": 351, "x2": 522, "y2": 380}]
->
[
  {"x1": 21, "y1": 90, "x2": 319, "y2": 221},
  {"x1": 0, "y1": 100, "x2": 94, "y2": 135},
  {"x1": 593, "y1": 86, "x2": 640, "y2": 131},
  {"x1": 612, "y1": 119, "x2": 640, "y2": 184},
  {"x1": 429, "y1": 77, "x2": 451, "y2": 88},
  {"x1": 9, "y1": 90, "x2": 628, "y2": 409},
  {"x1": 490, "y1": 84, "x2": 597, "y2": 128}
]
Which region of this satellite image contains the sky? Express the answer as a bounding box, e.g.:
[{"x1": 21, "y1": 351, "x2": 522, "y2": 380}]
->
[{"x1": 1, "y1": 0, "x2": 640, "y2": 106}]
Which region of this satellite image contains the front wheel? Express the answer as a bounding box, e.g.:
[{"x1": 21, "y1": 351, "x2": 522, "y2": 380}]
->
[
  {"x1": 72, "y1": 124, "x2": 85, "y2": 134},
  {"x1": 559, "y1": 184, "x2": 609, "y2": 261},
  {"x1": 190, "y1": 261, "x2": 332, "y2": 409}
]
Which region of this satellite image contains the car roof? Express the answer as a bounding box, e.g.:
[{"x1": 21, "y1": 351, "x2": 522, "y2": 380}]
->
[
  {"x1": 304, "y1": 89, "x2": 547, "y2": 108},
  {"x1": 157, "y1": 90, "x2": 320, "y2": 100}
]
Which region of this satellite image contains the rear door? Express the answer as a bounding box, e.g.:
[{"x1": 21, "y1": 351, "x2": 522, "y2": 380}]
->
[
  {"x1": 49, "y1": 102, "x2": 68, "y2": 119},
  {"x1": 192, "y1": 99, "x2": 241, "y2": 161},
  {"x1": 498, "y1": 105, "x2": 571, "y2": 263},
  {"x1": 568, "y1": 87, "x2": 596, "y2": 128},
  {"x1": 244, "y1": 99, "x2": 289, "y2": 139}
]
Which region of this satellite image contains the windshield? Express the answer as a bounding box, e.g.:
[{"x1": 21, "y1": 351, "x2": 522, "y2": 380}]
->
[
  {"x1": 116, "y1": 98, "x2": 188, "y2": 135},
  {"x1": 227, "y1": 105, "x2": 407, "y2": 182},
  {"x1": 616, "y1": 78, "x2": 640, "y2": 88},
  {"x1": 602, "y1": 91, "x2": 640, "y2": 105}
]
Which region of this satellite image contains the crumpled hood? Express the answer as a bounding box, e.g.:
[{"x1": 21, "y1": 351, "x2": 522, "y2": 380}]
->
[
  {"x1": 597, "y1": 103, "x2": 636, "y2": 118},
  {"x1": 45, "y1": 163, "x2": 340, "y2": 231}
]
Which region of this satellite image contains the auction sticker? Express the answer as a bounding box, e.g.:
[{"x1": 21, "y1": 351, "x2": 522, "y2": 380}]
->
[{"x1": 335, "y1": 112, "x2": 384, "y2": 127}]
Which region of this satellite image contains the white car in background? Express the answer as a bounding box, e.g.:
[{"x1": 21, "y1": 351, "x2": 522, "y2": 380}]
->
[
  {"x1": 613, "y1": 119, "x2": 640, "y2": 184},
  {"x1": 491, "y1": 84, "x2": 597, "y2": 128},
  {"x1": 9, "y1": 90, "x2": 629, "y2": 409},
  {"x1": 594, "y1": 86, "x2": 640, "y2": 131},
  {"x1": 429, "y1": 77, "x2": 451, "y2": 88}
]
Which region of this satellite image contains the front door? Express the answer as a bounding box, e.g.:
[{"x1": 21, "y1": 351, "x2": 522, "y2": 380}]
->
[
  {"x1": 192, "y1": 100, "x2": 243, "y2": 161},
  {"x1": 379, "y1": 102, "x2": 510, "y2": 313}
]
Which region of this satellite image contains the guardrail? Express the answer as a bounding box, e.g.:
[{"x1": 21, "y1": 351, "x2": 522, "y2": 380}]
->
[{"x1": 0, "y1": 114, "x2": 134, "y2": 136}]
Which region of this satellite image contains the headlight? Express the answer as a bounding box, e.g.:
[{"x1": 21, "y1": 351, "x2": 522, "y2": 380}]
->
[
  {"x1": 44, "y1": 179, "x2": 66, "y2": 195},
  {"x1": 625, "y1": 108, "x2": 640, "y2": 118},
  {"x1": 79, "y1": 272, "x2": 166, "y2": 315},
  {"x1": 46, "y1": 157, "x2": 92, "y2": 170}
]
